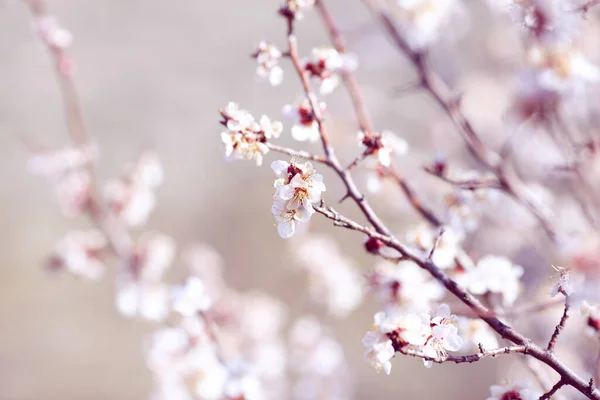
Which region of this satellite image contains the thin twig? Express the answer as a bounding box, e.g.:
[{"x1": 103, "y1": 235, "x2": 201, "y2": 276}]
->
[
  {"x1": 399, "y1": 345, "x2": 526, "y2": 365},
  {"x1": 539, "y1": 379, "x2": 566, "y2": 400},
  {"x1": 547, "y1": 297, "x2": 571, "y2": 352}
]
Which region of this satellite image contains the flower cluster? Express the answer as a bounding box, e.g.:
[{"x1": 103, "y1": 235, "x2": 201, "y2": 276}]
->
[
  {"x1": 462, "y1": 255, "x2": 524, "y2": 307},
  {"x1": 253, "y1": 41, "x2": 284, "y2": 86},
  {"x1": 116, "y1": 232, "x2": 176, "y2": 321},
  {"x1": 363, "y1": 304, "x2": 462, "y2": 373},
  {"x1": 303, "y1": 47, "x2": 357, "y2": 95},
  {"x1": 282, "y1": 98, "x2": 326, "y2": 142},
  {"x1": 220, "y1": 102, "x2": 283, "y2": 166},
  {"x1": 271, "y1": 159, "x2": 326, "y2": 238}
]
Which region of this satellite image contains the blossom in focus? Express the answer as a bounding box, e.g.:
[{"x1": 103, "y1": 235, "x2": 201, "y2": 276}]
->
[
  {"x1": 279, "y1": 0, "x2": 316, "y2": 20},
  {"x1": 49, "y1": 230, "x2": 107, "y2": 279},
  {"x1": 271, "y1": 159, "x2": 325, "y2": 238},
  {"x1": 422, "y1": 304, "x2": 462, "y2": 367},
  {"x1": 253, "y1": 41, "x2": 284, "y2": 86},
  {"x1": 363, "y1": 309, "x2": 433, "y2": 374},
  {"x1": 282, "y1": 98, "x2": 326, "y2": 142},
  {"x1": 294, "y1": 235, "x2": 364, "y2": 316},
  {"x1": 357, "y1": 130, "x2": 408, "y2": 167},
  {"x1": 116, "y1": 233, "x2": 176, "y2": 321},
  {"x1": 362, "y1": 316, "x2": 396, "y2": 375},
  {"x1": 406, "y1": 225, "x2": 462, "y2": 269},
  {"x1": 33, "y1": 15, "x2": 73, "y2": 49},
  {"x1": 220, "y1": 102, "x2": 282, "y2": 166},
  {"x1": 465, "y1": 255, "x2": 524, "y2": 306},
  {"x1": 103, "y1": 152, "x2": 164, "y2": 227},
  {"x1": 394, "y1": 0, "x2": 467, "y2": 50},
  {"x1": 487, "y1": 380, "x2": 541, "y2": 400},
  {"x1": 303, "y1": 47, "x2": 357, "y2": 94}
]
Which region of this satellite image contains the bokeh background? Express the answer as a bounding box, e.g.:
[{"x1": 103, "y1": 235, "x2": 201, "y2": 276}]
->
[{"x1": 1, "y1": 0, "x2": 591, "y2": 399}]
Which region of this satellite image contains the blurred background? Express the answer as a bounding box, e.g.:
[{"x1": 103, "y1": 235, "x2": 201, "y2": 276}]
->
[{"x1": 2, "y1": 0, "x2": 595, "y2": 399}]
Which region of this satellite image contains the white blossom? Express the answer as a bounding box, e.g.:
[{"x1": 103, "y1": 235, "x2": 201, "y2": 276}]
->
[
  {"x1": 465, "y1": 255, "x2": 524, "y2": 306},
  {"x1": 487, "y1": 380, "x2": 541, "y2": 400},
  {"x1": 458, "y1": 317, "x2": 499, "y2": 351},
  {"x1": 271, "y1": 159, "x2": 325, "y2": 238},
  {"x1": 282, "y1": 98, "x2": 326, "y2": 142},
  {"x1": 50, "y1": 230, "x2": 107, "y2": 279},
  {"x1": 422, "y1": 304, "x2": 462, "y2": 368},
  {"x1": 368, "y1": 260, "x2": 444, "y2": 313},
  {"x1": 406, "y1": 225, "x2": 462, "y2": 269},
  {"x1": 357, "y1": 130, "x2": 408, "y2": 167},
  {"x1": 362, "y1": 330, "x2": 395, "y2": 375},
  {"x1": 103, "y1": 152, "x2": 164, "y2": 227},
  {"x1": 394, "y1": 0, "x2": 467, "y2": 50},
  {"x1": 279, "y1": 0, "x2": 316, "y2": 20},
  {"x1": 303, "y1": 47, "x2": 357, "y2": 95},
  {"x1": 220, "y1": 102, "x2": 282, "y2": 166},
  {"x1": 116, "y1": 233, "x2": 176, "y2": 321},
  {"x1": 254, "y1": 41, "x2": 284, "y2": 86},
  {"x1": 172, "y1": 277, "x2": 213, "y2": 317}
]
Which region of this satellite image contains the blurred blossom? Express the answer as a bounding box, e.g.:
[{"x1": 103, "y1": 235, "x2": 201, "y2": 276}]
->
[
  {"x1": 103, "y1": 152, "x2": 164, "y2": 227},
  {"x1": 289, "y1": 316, "x2": 353, "y2": 400},
  {"x1": 282, "y1": 98, "x2": 326, "y2": 142},
  {"x1": 357, "y1": 130, "x2": 408, "y2": 167},
  {"x1": 303, "y1": 47, "x2": 357, "y2": 95},
  {"x1": 393, "y1": 0, "x2": 468, "y2": 50},
  {"x1": 458, "y1": 317, "x2": 499, "y2": 351},
  {"x1": 28, "y1": 144, "x2": 97, "y2": 180},
  {"x1": 28, "y1": 145, "x2": 97, "y2": 216},
  {"x1": 464, "y1": 255, "x2": 524, "y2": 306},
  {"x1": 487, "y1": 379, "x2": 541, "y2": 400},
  {"x1": 116, "y1": 233, "x2": 175, "y2": 321},
  {"x1": 580, "y1": 301, "x2": 600, "y2": 335},
  {"x1": 33, "y1": 15, "x2": 73, "y2": 49},
  {"x1": 172, "y1": 276, "x2": 213, "y2": 317},
  {"x1": 367, "y1": 260, "x2": 444, "y2": 313},
  {"x1": 405, "y1": 224, "x2": 462, "y2": 269},
  {"x1": 50, "y1": 230, "x2": 107, "y2": 279},
  {"x1": 279, "y1": 0, "x2": 315, "y2": 20},
  {"x1": 294, "y1": 235, "x2": 364, "y2": 316},
  {"x1": 253, "y1": 41, "x2": 284, "y2": 86}
]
